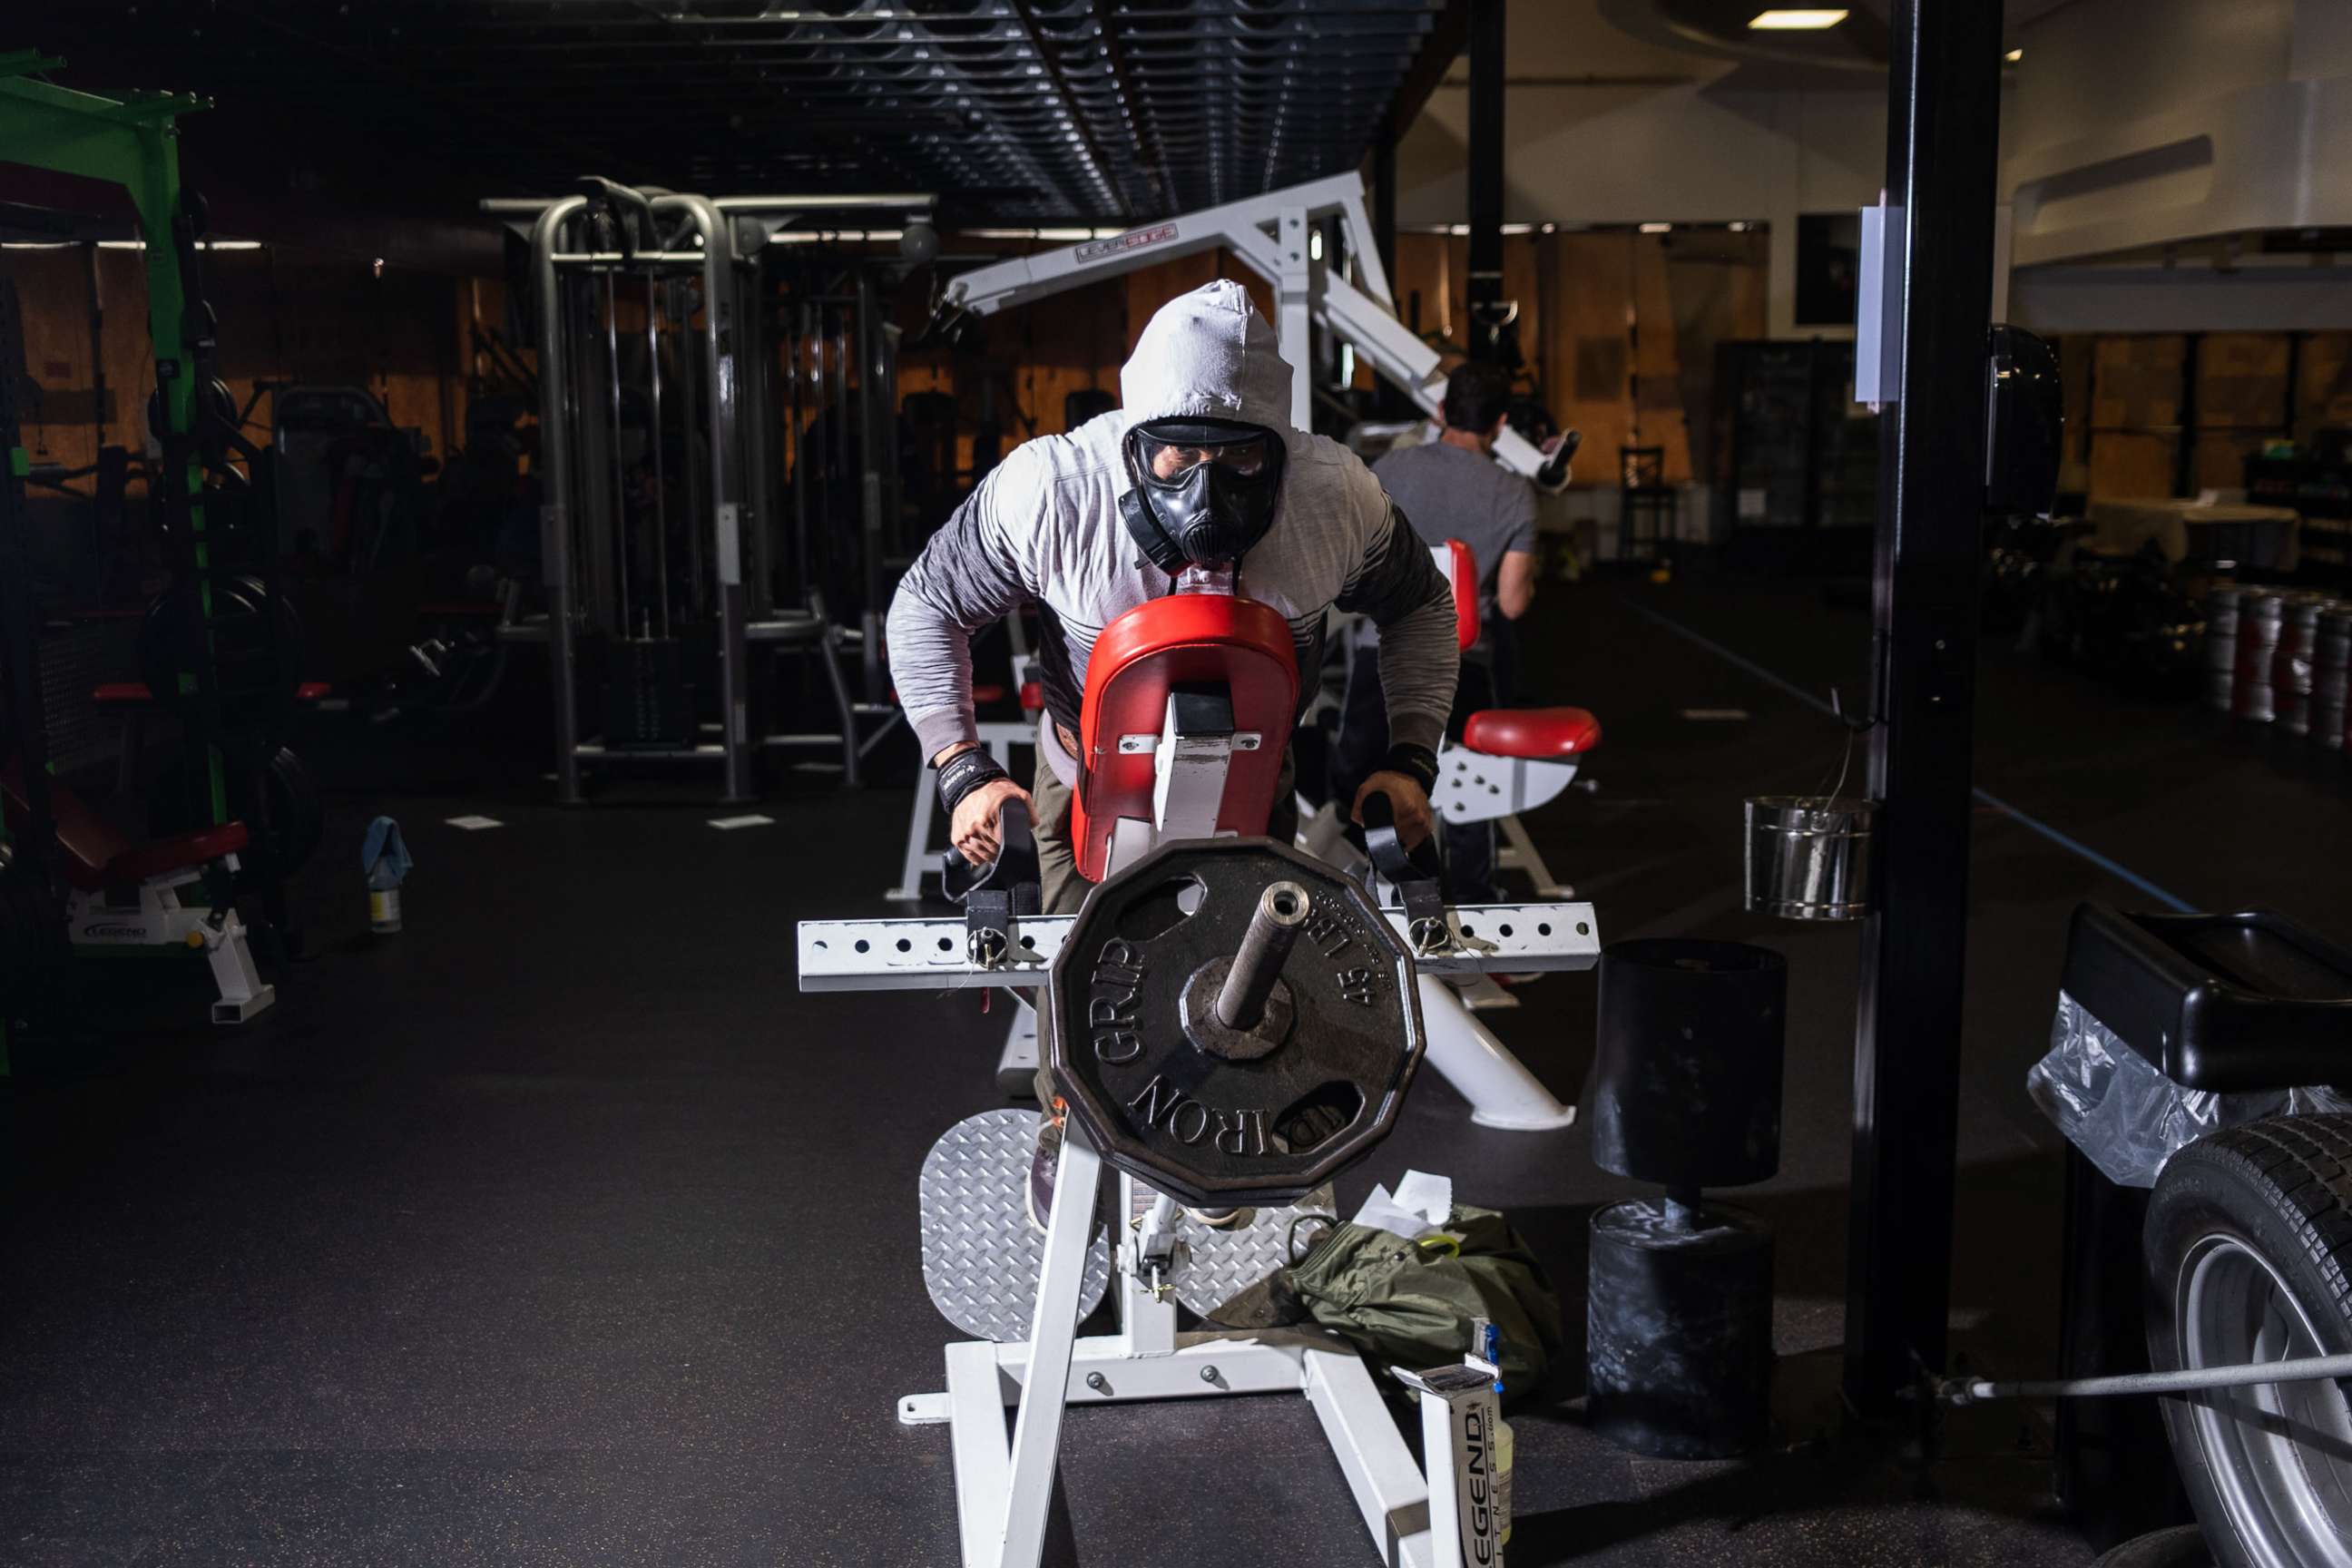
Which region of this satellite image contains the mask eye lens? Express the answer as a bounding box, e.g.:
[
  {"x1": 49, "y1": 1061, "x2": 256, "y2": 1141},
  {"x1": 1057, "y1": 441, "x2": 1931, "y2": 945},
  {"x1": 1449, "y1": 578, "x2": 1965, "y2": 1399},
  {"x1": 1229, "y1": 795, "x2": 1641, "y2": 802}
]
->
[
  {"x1": 1139, "y1": 432, "x2": 1271, "y2": 484},
  {"x1": 1213, "y1": 446, "x2": 1266, "y2": 477}
]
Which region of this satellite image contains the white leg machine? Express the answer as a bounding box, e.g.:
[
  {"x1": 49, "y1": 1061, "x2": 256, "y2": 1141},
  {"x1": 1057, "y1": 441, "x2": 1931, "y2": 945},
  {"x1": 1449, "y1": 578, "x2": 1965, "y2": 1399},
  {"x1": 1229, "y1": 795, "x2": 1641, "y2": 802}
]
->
[
  {"x1": 898, "y1": 1123, "x2": 1500, "y2": 1568},
  {"x1": 802, "y1": 874, "x2": 1587, "y2": 1567}
]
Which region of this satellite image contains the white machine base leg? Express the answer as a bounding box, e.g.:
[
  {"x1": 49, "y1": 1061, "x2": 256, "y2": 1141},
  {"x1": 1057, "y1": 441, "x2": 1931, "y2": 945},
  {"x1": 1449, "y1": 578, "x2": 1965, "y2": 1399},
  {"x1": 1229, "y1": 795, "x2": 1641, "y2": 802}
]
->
[
  {"x1": 888, "y1": 766, "x2": 939, "y2": 901},
  {"x1": 206, "y1": 912, "x2": 277, "y2": 1025},
  {"x1": 1305, "y1": 1346, "x2": 1439, "y2": 1568},
  {"x1": 995, "y1": 996, "x2": 1040, "y2": 1096},
  {"x1": 1496, "y1": 812, "x2": 1570, "y2": 899},
  {"x1": 1420, "y1": 975, "x2": 1575, "y2": 1131}
]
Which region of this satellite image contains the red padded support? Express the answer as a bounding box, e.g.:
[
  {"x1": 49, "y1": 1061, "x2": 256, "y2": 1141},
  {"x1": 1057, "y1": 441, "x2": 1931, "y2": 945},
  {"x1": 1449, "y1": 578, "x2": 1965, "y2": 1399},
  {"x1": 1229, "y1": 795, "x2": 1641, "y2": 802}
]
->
[
  {"x1": 1073, "y1": 593, "x2": 1298, "y2": 883},
  {"x1": 0, "y1": 763, "x2": 248, "y2": 890},
  {"x1": 104, "y1": 824, "x2": 250, "y2": 888},
  {"x1": 1461, "y1": 706, "x2": 1602, "y2": 760},
  {"x1": 1434, "y1": 540, "x2": 1480, "y2": 652},
  {"x1": 1019, "y1": 681, "x2": 1044, "y2": 712},
  {"x1": 93, "y1": 681, "x2": 332, "y2": 706}
]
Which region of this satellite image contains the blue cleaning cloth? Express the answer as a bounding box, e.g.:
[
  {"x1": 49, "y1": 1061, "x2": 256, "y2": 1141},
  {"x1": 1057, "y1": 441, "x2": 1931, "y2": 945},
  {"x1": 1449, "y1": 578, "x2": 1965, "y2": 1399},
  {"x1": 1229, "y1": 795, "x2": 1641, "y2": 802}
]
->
[{"x1": 361, "y1": 816, "x2": 412, "y2": 886}]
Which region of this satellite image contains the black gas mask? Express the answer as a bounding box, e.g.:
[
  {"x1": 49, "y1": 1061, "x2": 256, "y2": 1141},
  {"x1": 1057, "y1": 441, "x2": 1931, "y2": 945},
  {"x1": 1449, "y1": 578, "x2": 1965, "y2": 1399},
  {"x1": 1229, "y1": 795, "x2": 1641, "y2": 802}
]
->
[{"x1": 1117, "y1": 416, "x2": 1287, "y2": 573}]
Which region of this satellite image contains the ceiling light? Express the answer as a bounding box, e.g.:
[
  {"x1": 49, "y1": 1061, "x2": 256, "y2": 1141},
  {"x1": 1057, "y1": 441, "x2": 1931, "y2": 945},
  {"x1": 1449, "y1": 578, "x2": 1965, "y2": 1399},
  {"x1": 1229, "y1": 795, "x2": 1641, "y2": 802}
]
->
[
  {"x1": 1748, "y1": 9, "x2": 1848, "y2": 29},
  {"x1": 1640, "y1": 221, "x2": 1672, "y2": 233},
  {"x1": 2004, "y1": 47, "x2": 2023, "y2": 63}
]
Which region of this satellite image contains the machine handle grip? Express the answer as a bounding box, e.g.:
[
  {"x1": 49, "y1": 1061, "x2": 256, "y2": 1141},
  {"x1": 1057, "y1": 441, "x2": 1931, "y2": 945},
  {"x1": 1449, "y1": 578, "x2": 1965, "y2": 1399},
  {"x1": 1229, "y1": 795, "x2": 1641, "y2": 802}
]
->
[
  {"x1": 1357, "y1": 789, "x2": 1441, "y2": 889},
  {"x1": 1535, "y1": 428, "x2": 1582, "y2": 491},
  {"x1": 941, "y1": 796, "x2": 1041, "y2": 909}
]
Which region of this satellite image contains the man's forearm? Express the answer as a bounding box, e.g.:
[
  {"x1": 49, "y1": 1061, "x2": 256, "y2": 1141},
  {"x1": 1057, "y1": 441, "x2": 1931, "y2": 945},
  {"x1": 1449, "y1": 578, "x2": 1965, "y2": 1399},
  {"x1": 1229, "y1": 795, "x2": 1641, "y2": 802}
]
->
[
  {"x1": 887, "y1": 486, "x2": 1029, "y2": 757},
  {"x1": 1338, "y1": 510, "x2": 1460, "y2": 752}
]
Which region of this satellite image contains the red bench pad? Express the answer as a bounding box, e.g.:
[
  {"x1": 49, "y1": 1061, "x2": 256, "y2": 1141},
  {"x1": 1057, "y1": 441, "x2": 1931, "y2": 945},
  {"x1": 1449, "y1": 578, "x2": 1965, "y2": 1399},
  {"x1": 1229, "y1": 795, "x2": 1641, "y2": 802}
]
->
[
  {"x1": 1462, "y1": 707, "x2": 1602, "y2": 760},
  {"x1": 1074, "y1": 593, "x2": 1298, "y2": 884},
  {"x1": 1, "y1": 764, "x2": 250, "y2": 891},
  {"x1": 93, "y1": 681, "x2": 332, "y2": 705}
]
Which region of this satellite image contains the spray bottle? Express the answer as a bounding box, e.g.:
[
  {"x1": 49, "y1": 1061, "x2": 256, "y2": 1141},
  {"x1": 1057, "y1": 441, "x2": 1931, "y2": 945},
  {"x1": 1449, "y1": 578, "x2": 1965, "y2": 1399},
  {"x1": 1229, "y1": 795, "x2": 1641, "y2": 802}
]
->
[{"x1": 361, "y1": 816, "x2": 411, "y2": 935}]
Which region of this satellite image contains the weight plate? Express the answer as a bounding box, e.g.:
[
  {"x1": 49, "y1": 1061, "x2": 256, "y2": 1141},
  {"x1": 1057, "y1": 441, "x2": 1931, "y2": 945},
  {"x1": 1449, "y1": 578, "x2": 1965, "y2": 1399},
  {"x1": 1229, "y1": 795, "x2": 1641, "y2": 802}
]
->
[{"x1": 1046, "y1": 838, "x2": 1423, "y2": 1209}]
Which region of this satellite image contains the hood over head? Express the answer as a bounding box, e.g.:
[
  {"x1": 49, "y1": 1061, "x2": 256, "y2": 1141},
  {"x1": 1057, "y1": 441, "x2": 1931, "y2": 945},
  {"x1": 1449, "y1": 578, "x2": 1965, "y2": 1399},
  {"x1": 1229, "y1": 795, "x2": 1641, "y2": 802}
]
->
[{"x1": 1119, "y1": 279, "x2": 1294, "y2": 437}]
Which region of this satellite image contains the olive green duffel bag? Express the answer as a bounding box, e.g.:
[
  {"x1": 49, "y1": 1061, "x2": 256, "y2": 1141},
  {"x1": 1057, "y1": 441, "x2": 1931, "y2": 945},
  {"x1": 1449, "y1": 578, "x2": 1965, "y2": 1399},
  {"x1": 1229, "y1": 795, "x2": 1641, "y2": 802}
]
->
[{"x1": 1221, "y1": 1206, "x2": 1564, "y2": 1404}]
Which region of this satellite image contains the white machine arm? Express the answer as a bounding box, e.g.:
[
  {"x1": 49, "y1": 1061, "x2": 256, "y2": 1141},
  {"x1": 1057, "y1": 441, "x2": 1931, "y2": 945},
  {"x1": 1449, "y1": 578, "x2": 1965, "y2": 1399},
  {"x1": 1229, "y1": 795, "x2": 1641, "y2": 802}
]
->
[{"x1": 936, "y1": 172, "x2": 1568, "y2": 490}]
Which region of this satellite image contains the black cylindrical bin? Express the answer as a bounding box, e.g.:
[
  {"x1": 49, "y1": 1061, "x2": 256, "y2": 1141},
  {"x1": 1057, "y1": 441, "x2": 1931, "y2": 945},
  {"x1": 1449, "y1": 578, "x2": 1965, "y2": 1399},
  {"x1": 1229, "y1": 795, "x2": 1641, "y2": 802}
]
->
[
  {"x1": 1589, "y1": 939, "x2": 1788, "y2": 1188},
  {"x1": 1587, "y1": 1199, "x2": 1774, "y2": 1458}
]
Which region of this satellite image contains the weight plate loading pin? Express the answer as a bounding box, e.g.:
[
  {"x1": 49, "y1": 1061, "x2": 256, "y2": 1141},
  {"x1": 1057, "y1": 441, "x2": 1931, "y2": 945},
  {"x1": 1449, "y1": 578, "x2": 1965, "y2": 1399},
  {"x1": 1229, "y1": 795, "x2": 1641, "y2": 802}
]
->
[{"x1": 1220, "y1": 880, "x2": 1309, "y2": 1030}]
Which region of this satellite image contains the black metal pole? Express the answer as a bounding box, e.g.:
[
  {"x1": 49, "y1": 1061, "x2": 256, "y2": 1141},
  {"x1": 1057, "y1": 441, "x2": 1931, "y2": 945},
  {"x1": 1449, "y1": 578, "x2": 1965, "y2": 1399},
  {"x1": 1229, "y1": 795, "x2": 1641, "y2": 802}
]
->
[
  {"x1": 1465, "y1": 0, "x2": 1505, "y2": 365},
  {"x1": 1371, "y1": 123, "x2": 1398, "y2": 289},
  {"x1": 2174, "y1": 332, "x2": 2201, "y2": 499},
  {"x1": 1843, "y1": 0, "x2": 2004, "y2": 1418}
]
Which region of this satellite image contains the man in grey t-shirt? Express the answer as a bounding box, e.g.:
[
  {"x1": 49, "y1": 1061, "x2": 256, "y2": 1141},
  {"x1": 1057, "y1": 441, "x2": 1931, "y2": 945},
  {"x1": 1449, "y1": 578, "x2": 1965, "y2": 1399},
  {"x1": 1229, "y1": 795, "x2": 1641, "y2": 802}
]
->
[
  {"x1": 1340, "y1": 362, "x2": 1543, "y2": 897},
  {"x1": 1372, "y1": 362, "x2": 1540, "y2": 629}
]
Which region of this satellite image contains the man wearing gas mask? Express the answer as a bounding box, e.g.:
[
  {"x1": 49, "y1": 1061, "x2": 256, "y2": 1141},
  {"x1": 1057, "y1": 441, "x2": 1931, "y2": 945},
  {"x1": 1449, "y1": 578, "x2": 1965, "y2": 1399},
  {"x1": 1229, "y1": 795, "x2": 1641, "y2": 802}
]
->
[{"x1": 887, "y1": 279, "x2": 1459, "y2": 916}]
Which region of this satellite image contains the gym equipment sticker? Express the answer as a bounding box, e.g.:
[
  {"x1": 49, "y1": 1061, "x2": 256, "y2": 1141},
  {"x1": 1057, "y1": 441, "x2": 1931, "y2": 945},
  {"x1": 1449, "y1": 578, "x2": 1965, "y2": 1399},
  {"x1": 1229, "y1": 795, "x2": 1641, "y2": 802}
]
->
[{"x1": 1076, "y1": 223, "x2": 1177, "y2": 263}]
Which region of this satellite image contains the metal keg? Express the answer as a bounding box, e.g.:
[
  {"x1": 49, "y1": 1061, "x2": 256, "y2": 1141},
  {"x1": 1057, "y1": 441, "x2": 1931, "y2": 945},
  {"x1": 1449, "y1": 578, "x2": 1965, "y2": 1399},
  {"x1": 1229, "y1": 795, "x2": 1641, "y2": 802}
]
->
[
  {"x1": 2271, "y1": 596, "x2": 2334, "y2": 738},
  {"x1": 2317, "y1": 604, "x2": 2352, "y2": 752},
  {"x1": 2234, "y1": 592, "x2": 2288, "y2": 723},
  {"x1": 2203, "y1": 584, "x2": 2243, "y2": 711}
]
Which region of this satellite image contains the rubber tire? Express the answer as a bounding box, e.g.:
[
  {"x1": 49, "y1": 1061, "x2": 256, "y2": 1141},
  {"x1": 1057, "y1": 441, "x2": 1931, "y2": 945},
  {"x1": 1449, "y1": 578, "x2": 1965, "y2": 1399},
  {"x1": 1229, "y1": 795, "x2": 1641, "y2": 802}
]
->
[{"x1": 2144, "y1": 1114, "x2": 2352, "y2": 1568}]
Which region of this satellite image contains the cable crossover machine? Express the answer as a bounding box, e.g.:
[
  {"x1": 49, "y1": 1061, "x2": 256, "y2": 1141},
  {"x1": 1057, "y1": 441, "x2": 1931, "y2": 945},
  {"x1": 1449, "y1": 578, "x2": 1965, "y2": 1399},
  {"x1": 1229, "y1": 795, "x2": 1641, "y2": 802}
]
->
[{"x1": 482, "y1": 181, "x2": 936, "y2": 803}]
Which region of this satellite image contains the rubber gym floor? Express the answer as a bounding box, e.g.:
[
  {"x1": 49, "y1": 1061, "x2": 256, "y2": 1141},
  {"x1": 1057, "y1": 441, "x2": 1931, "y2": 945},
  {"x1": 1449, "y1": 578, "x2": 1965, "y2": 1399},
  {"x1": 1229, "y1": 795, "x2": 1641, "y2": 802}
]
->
[{"x1": 5, "y1": 573, "x2": 2344, "y2": 1567}]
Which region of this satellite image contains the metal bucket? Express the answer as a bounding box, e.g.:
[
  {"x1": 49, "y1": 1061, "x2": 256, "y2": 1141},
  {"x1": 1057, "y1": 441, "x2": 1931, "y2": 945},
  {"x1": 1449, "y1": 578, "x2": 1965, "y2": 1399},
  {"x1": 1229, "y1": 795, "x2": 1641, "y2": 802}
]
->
[
  {"x1": 1744, "y1": 796, "x2": 1874, "y2": 921},
  {"x1": 2203, "y1": 585, "x2": 2242, "y2": 712}
]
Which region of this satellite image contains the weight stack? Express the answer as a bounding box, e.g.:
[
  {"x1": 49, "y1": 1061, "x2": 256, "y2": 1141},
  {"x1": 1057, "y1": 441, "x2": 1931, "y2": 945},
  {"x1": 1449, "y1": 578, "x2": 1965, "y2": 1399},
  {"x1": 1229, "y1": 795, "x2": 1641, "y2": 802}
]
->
[
  {"x1": 1587, "y1": 1199, "x2": 1774, "y2": 1459},
  {"x1": 603, "y1": 637, "x2": 691, "y2": 749},
  {"x1": 1584, "y1": 938, "x2": 1787, "y2": 1460}
]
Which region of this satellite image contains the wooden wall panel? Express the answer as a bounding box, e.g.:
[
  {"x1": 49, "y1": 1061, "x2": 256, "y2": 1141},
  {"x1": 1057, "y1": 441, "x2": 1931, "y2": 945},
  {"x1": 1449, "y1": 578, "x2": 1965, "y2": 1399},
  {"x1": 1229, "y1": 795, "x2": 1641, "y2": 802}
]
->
[
  {"x1": 2088, "y1": 431, "x2": 2176, "y2": 501},
  {"x1": 2063, "y1": 330, "x2": 2352, "y2": 505},
  {"x1": 2091, "y1": 336, "x2": 2183, "y2": 432},
  {"x1": 2298, "y1": 332, "x2": 2352, "y2": 440},
  {"x1": 10, "y1": 246, "x2": 467, "y2": 476}
]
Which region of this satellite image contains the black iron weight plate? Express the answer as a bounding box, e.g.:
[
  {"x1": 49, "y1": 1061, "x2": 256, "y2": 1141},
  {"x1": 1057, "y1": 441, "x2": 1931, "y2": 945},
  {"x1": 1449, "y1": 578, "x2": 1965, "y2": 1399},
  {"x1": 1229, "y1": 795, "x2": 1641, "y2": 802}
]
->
[{"x1": 1046, "y1": 838, "x2": 1424, "y2": 1208}]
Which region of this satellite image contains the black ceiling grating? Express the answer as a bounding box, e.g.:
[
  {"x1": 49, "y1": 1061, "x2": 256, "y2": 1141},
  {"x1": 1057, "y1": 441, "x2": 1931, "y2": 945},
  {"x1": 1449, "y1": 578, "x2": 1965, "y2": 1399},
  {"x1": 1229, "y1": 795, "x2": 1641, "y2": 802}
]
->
[{"x1": 29, "y1": 0, "x2": 1455, "y2": 226}]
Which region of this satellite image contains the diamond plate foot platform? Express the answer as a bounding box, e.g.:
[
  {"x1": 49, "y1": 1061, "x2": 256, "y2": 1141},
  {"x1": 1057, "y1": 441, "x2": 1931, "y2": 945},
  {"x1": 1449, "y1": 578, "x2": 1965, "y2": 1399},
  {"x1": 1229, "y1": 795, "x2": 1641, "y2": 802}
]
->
[
  {"x1": 1126, "y1": 1181, "x2": 1338, "y2": 1323},
  {"x1": 919, "y1": 1109, "x2": 1112, "y2": 1342}
]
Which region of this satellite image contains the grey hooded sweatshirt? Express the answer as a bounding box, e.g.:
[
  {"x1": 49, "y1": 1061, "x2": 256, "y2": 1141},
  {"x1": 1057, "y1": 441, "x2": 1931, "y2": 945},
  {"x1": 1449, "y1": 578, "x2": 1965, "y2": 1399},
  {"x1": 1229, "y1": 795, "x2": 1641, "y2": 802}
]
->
[{"x1": 886, "y1": 279, "x2": 1458, "y2": 765}]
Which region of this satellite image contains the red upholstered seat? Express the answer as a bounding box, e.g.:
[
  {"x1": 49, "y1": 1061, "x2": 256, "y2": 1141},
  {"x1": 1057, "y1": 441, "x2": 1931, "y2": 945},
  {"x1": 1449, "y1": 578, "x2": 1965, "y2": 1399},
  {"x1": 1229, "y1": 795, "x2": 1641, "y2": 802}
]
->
[
  {"x1": 93, "y1": 681, "x2": 332, "y2": 705},
  {"x1": 1073, "y1": 593, "x2": 1298, "y2": 883},
  {"x1": 1433, "y1": 540, "x2": 1480, "y2": 652},
  {"x1": 103, "y1": 824, "x2": 250, "y2": 889},
  {"x1": 0, "y1": 764, "x2": 249, "y2": 891},
  {"x1": 1462, "y1": 706, "x2": 1602, "y2": 760}
]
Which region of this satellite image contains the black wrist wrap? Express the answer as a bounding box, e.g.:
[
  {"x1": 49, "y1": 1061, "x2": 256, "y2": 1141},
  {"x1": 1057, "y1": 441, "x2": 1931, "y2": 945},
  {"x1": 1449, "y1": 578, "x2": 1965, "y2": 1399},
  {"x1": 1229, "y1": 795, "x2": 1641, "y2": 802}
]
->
[
  {"x1": 1381, "y1": 742, "x2": 1440, "y2": 795},
  {"x1": 936, "y1": 748, "x2": 1010, "y2": 815}
]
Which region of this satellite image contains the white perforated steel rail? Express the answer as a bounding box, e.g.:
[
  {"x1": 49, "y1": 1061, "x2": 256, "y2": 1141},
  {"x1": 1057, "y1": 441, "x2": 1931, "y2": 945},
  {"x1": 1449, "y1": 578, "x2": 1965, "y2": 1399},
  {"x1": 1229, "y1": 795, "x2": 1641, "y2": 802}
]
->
[{"x1": 798, "y1": 904, "x2": 1599, "y2": 993}]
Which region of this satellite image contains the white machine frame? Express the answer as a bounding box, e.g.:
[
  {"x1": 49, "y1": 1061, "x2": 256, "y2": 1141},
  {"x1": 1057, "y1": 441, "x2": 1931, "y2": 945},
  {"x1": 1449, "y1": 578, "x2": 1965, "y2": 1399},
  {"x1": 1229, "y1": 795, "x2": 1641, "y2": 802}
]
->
[
  {"x1": 67, "y1": 859, "x2": 275, "y2": 1024},
  {"x1": 936, "y1": 172, "x2": 1565, "y2": 489},
  {"x1": 896, "y1": 1123, "x2": 1504, "y2": 1568},
  {"x1": 803, "y1": 838, "x2": 1578, "y2": 1568}
]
